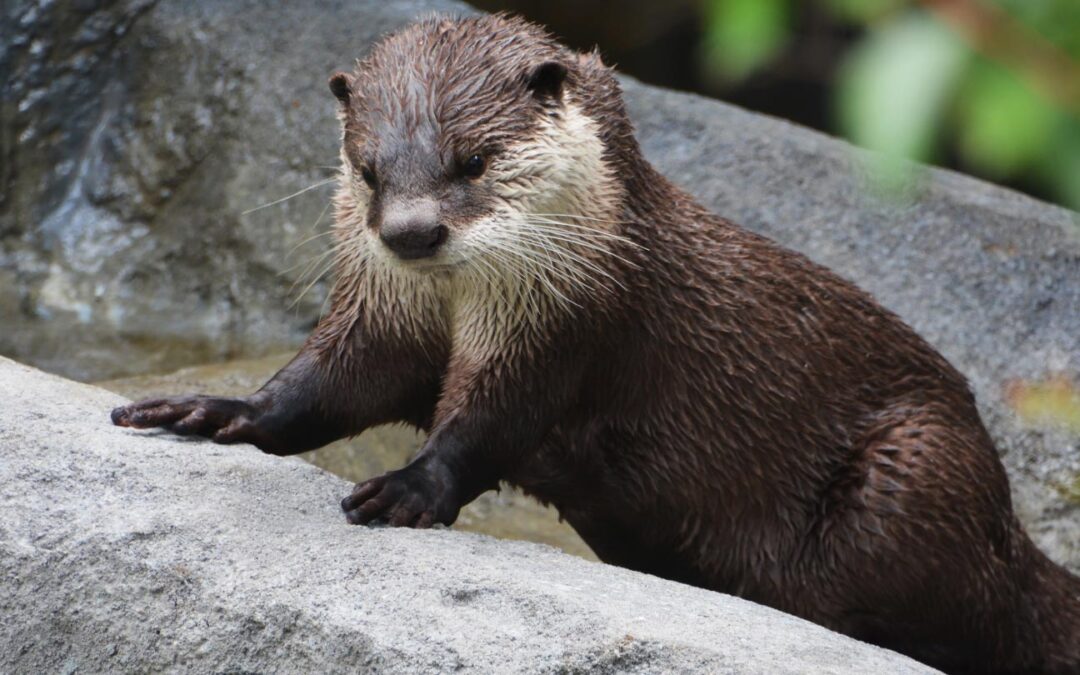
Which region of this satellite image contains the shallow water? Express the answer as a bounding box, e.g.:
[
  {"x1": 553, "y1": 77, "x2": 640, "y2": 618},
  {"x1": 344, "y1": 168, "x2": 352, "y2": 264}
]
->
[{"x1": 98, "y1": 353, "x2": 596, "y2": 560}]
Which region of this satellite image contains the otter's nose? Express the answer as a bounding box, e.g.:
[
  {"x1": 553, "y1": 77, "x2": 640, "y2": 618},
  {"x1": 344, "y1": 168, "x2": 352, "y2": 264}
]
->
[{"x1": 379, "y1": 201, "x2": 447, "y2": 260}]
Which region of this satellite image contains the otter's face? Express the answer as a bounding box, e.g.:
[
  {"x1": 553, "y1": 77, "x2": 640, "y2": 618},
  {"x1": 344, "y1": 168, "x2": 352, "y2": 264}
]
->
[{"x1": 328, "y1": 17, "x2": 622, "y2": 284}]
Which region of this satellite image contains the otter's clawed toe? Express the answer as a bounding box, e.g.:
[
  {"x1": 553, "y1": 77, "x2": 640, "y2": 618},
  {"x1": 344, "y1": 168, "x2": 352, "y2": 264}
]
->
[
  {"x1": 341, "y1": 467, "x2": 450, "y2": 528},
  {"x1": 109, "y1": 395, "x2": 267, "y2": 447},
  {"x1": 111, "y1": 398, "x2": 193, "y2": 429},
  {"x1": 111, "y1": 405, "x2": 131, "y2": 426}
]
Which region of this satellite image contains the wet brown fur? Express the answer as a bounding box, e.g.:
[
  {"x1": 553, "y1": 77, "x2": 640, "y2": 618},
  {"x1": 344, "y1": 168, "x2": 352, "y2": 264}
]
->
[{"x1": 112, "y1": 14, "x2": 1080, "y2": 673}]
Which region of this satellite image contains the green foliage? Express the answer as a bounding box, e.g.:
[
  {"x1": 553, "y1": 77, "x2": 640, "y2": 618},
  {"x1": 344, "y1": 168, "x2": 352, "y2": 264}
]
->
[
  {"x1": 955, "y1": 60, "x2": 1057, "y2": 178},
  {"x1": 701, "y1": 0, "x2": 790, "y2": 82},
  {"x1": 1042, "y1": 122, "x2": 1080, "y2": 210},
  {"x1": 698, "y1": 0, "x2": 1080, "y2": 210},
  {"x1": 995, "y1": 0, "x2": 1080, "y2": 57},
  {"x1": 820, "y1": 0, "x2": 902, "y2": 24},
  {"x1": 836, "y1": 14, "x2": 968, "y2": 162}
]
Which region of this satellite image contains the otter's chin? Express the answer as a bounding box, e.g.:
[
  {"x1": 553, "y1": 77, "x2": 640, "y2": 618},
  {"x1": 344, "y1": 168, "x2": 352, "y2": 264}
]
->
[{"x1": 391, "y1": 255, "x2": 462, "y2": 275}]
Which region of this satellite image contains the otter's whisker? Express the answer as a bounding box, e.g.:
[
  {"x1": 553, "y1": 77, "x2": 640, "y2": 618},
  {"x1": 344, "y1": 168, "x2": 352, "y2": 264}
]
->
[
  {"x1": 483, "y1": 237, "x2": 575, "y2": 308},
  {"x1": 308, "y1": 199, "x2": 334, "y2": 231},
  {"x1": 284, "y1": 228, "x2": 336, "y2": 263},
  {"x1": 529, "y1": 211, "x2": 651, "y2": 231},
  {"x1": 289, "y1": 254, "x2": 339, "y2": 309},
  {"x1": 529, "y1": 212, "x2": 622, "y2": 223},
  {"x1": 489, "y1": 238, "x2": 584, "y2": 307},
  {"x1": 241, "y1": 178, "x2": 337, "y2": 216},
  {"x1": 519, "y1": 223, "x2": 643, "y2": 269},
  {"x1": 516, "y1": 224, "x2": 639, "y2": 268},
  {"x1": 511, "y1": 230, "x2": 624, "y2": 289},
  {"x1": 524, "y1": 214, "x2": 649, "y2": 250},
  {"x1": 521, "y1": 217, "x2": 645, "y2": 252},
  {"x1": 459, "y1": 240, "x2": 499, "y2": 291},
  {"x1": 287, "y1": 239, "x2": 353, "y2": 303},
  {"x1": 284, "y1": 238, "x2": 349, "y2": 280}
]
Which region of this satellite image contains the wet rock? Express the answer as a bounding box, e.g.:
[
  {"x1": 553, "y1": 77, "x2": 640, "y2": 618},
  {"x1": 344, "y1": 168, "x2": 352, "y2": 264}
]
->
[{"x1": 0, "y1": 357, "x2": 934, "y2": 674}]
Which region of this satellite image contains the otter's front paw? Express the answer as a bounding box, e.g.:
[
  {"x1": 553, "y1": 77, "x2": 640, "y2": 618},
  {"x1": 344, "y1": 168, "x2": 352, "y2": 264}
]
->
[
  {"x1": 341, "y1": 461, "x2": 459, "y2": 528},
  {"x1": 111, "y1": 395, "x2": 271, "y2": 448}
]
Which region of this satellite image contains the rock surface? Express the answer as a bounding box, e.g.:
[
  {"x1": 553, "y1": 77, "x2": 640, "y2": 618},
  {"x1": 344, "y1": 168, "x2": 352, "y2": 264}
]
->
[
  {"x1": 3, "y1": 0, "x2": 1078, "y2": 572},
  {"x1": 0, "y1": 357, "x2": 934, "y2": 673}
]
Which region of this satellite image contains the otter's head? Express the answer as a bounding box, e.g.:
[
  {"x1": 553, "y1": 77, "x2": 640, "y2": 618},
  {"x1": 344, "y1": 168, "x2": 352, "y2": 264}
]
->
[{"x1": 328, "y1": 14, "x2": 636, "y2": 292}]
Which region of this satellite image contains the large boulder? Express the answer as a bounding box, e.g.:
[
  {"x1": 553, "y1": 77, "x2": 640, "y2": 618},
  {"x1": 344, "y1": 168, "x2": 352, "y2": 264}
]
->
[
  {"x1": 0, "y1": 357, "x2": 934, "y2": 673},
  {"x1": 2, "y1": 0, "x2": 1077, "y2": 571}
]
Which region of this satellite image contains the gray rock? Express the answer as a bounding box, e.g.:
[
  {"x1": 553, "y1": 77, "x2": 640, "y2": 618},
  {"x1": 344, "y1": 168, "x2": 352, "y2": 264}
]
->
[{"x1": 0, "y1": 357, "x2": 935, "y2": 674}]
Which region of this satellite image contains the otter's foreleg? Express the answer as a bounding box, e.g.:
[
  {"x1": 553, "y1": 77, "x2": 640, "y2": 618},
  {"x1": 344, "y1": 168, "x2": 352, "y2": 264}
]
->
[
  {"x1": 111, "y1": 323, "x2": 444, "y2": 455},
  {"x1": 340, "y1": 343, "x2": 584, "y2": 528}
]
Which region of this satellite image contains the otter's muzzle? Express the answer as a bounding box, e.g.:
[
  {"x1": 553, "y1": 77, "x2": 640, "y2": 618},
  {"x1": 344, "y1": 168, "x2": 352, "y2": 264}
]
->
[{"x1": 379, "y1": 200, "x2": 447, "y2": 261}]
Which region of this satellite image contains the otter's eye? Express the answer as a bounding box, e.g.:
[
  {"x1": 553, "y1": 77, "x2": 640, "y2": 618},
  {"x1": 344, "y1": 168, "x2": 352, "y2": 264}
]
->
[
  {"x1": 462, "y1": 153, "x2": 486, "y2": 179},
  {"x1": 360, "y1": 165, "x2": 377, "y2": 189}
]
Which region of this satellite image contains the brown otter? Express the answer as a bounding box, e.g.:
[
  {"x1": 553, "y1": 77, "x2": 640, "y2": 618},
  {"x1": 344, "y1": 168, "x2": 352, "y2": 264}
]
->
[{"x1": 111, "y1": 14, "x2": 1080, "y2": 673}]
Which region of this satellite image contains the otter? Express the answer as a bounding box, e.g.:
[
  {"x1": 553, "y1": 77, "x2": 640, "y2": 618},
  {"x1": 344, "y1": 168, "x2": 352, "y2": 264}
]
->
[{"x1": 111, "y1": 14, "x2": 1080, "y2": 673}]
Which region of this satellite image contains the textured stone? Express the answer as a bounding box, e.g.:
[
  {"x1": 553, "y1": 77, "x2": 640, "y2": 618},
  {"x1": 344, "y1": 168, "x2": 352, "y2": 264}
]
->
[{"x1": 0, "y1": 357, "x2": 934, "y2": 674}]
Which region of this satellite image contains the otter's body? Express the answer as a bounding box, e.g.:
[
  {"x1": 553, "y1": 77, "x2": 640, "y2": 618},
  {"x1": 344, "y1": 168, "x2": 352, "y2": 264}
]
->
[{"x1": 112, "y1": 15, "x2": 1080, "y2": 673}]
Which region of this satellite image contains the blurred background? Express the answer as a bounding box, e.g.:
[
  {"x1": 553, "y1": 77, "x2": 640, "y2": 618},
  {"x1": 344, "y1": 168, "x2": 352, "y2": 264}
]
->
[{"x1": 475, "y1": 0, "x2": 1080, "y2": 210}]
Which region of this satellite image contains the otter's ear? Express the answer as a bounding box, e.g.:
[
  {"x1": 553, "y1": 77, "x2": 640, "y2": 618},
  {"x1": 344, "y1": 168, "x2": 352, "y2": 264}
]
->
[
  {"x1": 328, "y1": 71, "x2": 354, "y2": 106},
  {"x1": 526, "y1": 61, "x2": 568, "y2": 102}
]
